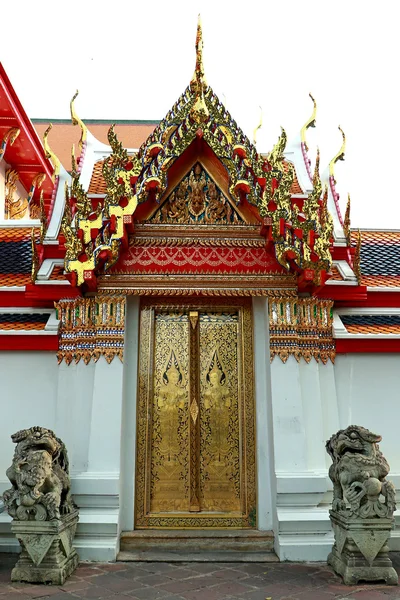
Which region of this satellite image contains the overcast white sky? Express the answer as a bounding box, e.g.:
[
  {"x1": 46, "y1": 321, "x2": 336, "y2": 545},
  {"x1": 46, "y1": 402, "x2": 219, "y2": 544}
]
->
[{"x1": 3, "y1": 0, "x2": 399, "y2": 228}]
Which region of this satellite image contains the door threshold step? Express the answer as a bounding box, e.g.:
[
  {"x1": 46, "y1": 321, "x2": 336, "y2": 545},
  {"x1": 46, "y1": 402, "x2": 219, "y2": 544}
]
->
[
  {"x1": 118, "y1": 550, "x2": 279, "y2": 562},
  {"x1": 119, "y1": 530, "x2": 277, "y2": 562}
]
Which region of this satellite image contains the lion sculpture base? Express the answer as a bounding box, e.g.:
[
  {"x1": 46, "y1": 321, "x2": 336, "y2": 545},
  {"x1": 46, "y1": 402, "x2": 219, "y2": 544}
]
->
[
  {"x1": 11, "y1": 509, "x2": 79, "y2": 585},
  {"x1": 328, "y1": 511, "x2": 398, "y2": 585}
]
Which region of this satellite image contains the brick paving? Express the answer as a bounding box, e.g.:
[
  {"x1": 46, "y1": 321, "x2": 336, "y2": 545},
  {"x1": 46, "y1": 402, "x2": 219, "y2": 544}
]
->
[{"x1": 2, "y1": 553, "x2": 400, "y2": 600}]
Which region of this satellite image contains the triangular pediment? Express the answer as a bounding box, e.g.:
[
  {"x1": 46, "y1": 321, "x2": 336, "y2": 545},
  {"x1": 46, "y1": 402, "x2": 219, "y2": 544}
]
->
[{"x1": 148, "y1": 162, "x2": 245, "y2": 225}]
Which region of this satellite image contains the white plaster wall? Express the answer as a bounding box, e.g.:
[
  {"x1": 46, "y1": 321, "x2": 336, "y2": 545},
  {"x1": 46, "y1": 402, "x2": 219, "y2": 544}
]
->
[
  {"x1": 119, "y1": 297, "x2": 140, "y2": 533},
  {"x1": 334, "y1": 354, "x2": 400, "y2": 473},
  {"x1": 252, "y1": 297, "x2": 277, "y2": 533},
  {"x1": 271, "y1": 357, "x2": 339, "y2": 560},
  {"x1": 0, "y1": 352, "x2": 59, "y2": 487}
]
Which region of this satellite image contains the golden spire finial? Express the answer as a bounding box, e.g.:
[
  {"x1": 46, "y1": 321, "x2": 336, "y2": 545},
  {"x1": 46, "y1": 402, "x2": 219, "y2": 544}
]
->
[
  {"x1": 70, "y1": 90, "x2": 87, "y2": 151},
  {"x1": 43, "y1": 124, "x2": 61, "y2": 182},
  {"x1": 189, "y1": 15, "x2": 209, "y2": 124},
  {"x1": 253, "y1": 106, "x2": 263, "y2": 146},
  {"x1": 192, "y1": 14, "x2": 207, "y2": 89},
  {"x1": 300, "y1": 93, "x2": 317, "y2": 151},
  {"x1": 329, "y1": 125, "x2": 346, "y2": 179}
]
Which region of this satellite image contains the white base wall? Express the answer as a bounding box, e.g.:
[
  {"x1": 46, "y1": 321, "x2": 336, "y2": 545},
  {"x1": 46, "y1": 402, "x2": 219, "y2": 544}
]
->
[{"x1": 1, "y1": 330, "x2": 400, "y2": 562}]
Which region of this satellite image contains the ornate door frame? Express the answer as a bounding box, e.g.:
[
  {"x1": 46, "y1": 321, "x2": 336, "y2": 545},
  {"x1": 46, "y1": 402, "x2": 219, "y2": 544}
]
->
[{"x1": 135, "y1": 297, "x2": 257, "y2": 529}]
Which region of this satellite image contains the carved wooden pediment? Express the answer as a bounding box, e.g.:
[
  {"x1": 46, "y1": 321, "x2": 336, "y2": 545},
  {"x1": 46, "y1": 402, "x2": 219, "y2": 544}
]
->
[{"x1": 147, "y1": 163, "x2": 246, "y2": 226}]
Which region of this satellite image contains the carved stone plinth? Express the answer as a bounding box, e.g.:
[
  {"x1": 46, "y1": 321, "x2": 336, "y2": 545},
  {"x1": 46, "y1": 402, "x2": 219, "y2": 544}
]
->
[
  {"x1": 328, "y1": 511, "x2": 397, "y2": 585},
  {"x1": 11, "y1": 509, "x2": 79, "y2": 585}
]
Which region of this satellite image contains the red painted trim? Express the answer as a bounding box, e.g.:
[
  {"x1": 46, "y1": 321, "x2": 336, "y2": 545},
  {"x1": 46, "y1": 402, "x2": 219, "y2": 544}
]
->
[
  {"x1": 356, "y1": 292, "x2": 400, "y2": 308},
  {"x1": 0, "y1": 292, "x2": 33, "y2": 307},
  {"x1": 25, "y1": 284, "x2": 81, "y2": 305},
  {"x1": 336, "y1": 339, "x2": 400, "y2": 353},
  {"x1": 0, "y1": 335, "x2": 58, "y2": 351},
  {"x1": 316, "y1": 285, "x2": 368, "y2": 303},
  {"x1": 332, "y1": 246, "x2": 354, "y2": 262}
]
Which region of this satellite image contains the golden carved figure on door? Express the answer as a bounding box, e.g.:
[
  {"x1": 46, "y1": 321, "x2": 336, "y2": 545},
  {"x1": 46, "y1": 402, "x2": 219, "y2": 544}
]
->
[{"x1": 136, "y1": 300, "x2": 256, "y2": 528}]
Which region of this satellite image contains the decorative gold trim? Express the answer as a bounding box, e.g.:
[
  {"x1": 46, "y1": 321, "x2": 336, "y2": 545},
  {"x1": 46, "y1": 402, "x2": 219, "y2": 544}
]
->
[
  {"x1": 134, "y1": 223, "x2": 263, "y2": 241},
  {"x1": 135, "y1": 297, "x2": 256, "y2": 528},
  {"x1": 129, "y1": 236, "x2": 265, "y2": 248},
  {"x1": 97, "y1": 273, "x2": 297, "y2": 296},
  {"x1": 269, "y1": 296, "x2": 335, "y2": 363},
  {"x1": 55, "y1": 296, "x2": 126, "y2": 365}
]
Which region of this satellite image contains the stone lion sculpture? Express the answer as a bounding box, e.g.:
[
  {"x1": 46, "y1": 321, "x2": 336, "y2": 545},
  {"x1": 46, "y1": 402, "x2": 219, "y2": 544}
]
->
[
  {"x1": 326, "y1": 425, "x2": 396, "y2": 518},
  {"x1": 3, "y1": 426, "x2": 75, "y2": 521}
]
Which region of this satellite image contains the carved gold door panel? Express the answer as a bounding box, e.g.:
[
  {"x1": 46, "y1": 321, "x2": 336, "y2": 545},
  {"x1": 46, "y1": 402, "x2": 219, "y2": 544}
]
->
[{"x1": 135, "y1": 299, "x2": 256, "y2": 528}]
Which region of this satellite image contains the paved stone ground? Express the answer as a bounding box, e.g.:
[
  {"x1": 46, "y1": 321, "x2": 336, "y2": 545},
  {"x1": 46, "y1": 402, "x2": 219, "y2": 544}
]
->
[{"x1": 2, "y1": 553, "x2": 400, "y2": 600}]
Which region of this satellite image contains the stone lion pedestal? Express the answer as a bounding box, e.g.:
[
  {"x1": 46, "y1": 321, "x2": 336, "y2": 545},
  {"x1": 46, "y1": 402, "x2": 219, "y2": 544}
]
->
[
  {"x1": 326, "y1": 425, "x2": 398, "y2": 585},
  {"x1": 328, "y1": 511, "x2": 397, "y2": 585},
  {"x1": 3, "y1": 426, "x2": 79, "y2": 584},
  {"x1": 11, "y1": 509, "x2": 79, "y2": 584}
]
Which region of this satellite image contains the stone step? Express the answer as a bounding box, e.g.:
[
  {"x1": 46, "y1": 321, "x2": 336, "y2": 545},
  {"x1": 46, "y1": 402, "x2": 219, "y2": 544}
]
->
[{"x1": 118, "y1": 529, "x2": 278, "y2": 562}]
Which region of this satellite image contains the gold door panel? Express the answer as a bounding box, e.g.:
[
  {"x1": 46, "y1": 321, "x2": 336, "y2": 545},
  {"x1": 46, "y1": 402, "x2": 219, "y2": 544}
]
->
[{"x1": 135, "y1": 298, "x2": 256, "y2": 528}]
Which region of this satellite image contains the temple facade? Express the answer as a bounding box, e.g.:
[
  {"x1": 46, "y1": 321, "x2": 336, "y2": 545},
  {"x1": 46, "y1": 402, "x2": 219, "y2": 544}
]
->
[{"x1": 1, "y1": 21, "x2": 400, "y2": 562}]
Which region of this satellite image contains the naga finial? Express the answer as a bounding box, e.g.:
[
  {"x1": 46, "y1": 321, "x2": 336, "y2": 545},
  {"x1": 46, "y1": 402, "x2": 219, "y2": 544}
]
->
[
  {"x1": 70, "y1": 90, "x2": 87, "y2": 151},
  {"x1": 253, "y1": 106, "x2": 263, "y2": 146},
  {"x1": 43, "y1": 124, "x2": 61, "y2": 182},
  {"x1": 329, "y1": 125, "x2": 346, "y2": 179},
  {"x1": 300, "y1": 93, "x2": 317, "y2": 151}
]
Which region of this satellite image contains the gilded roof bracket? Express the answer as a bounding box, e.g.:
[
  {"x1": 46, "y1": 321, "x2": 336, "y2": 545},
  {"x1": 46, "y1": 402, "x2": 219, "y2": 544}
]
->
[
  {"x1": 300, "y1": 93, "x2": 317, "y2": 151},
  {"x1": 0, "y1": 127, "x2": 20, "y2": 162}
]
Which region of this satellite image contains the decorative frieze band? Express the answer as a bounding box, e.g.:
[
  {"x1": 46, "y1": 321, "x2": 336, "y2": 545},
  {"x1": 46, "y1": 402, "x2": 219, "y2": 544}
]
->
[
  {"x1": 55, "y1": 296, "x2": 125, "y2": 365},
  {"x1": 269, "y1": 295, "x2": 335, "y2": 363}
]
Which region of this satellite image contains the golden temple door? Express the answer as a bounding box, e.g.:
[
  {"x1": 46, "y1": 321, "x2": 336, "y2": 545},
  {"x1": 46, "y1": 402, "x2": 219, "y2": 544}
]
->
[{"x1": 135, "y1": 299, "x2": 256, "y2": 528}]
